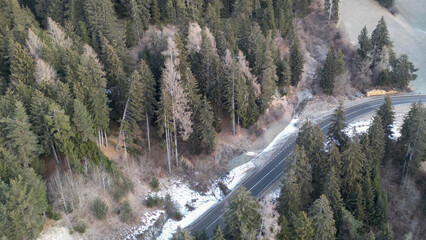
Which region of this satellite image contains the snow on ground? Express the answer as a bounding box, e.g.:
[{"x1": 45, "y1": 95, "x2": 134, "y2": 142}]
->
[
  {"x1": 345, "y1": 119, "x2": 373, "y2": 137},
  {"x1": 223, "y1": 161, "x2": 256, "y2": 190},
  {"x1": 152, "y1": 120, "x2": 303, "y2": 239},
  {"x1": 125, "y1": 210, "x2": 165, "y2": 240},
  {"x1": 245, "y1": 151, "x2": 259, "y2": 157},
  {"x1": 126, "y1": 159, "x2": 256, "y2": 240},
  {"x1": 262, "y1": 118, "x2": 299, "y2": 154},
  {"x1": 126, "y1": 108, "x2": 410, "y2": 239}
]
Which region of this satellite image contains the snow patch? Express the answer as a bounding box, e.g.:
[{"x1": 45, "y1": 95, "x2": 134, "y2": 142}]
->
[
  {"x1": 345, "y1": 119, "x2": 373, "y2": 137},
  {"x1": 223, "y1": 161, "x2": 256, "y2": 190},
  {"x1": 245, "y1": 151, "x2": 258, "y2": 157},
  {"x1": 262, "y1": 118, "x2": 299, "y2": 154},
  {"x1": 125, "y1": 210, "x2": 165, "y2": 240},
  {"x1": 151, "y1": 160, "x2": 255, "y2": 240}
]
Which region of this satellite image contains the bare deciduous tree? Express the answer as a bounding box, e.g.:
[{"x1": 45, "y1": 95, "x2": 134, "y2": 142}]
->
[
  {"x1": 47, "y1": 17, "x2": 72, "y2": 48},
  {"x1": 26, "y1": 29, "x2": 43, "y2": 59},
  {"x1": 161, "y1": 37, "x2": 193, "y2": 170},
  {"x1": 186, "y1": 22, "x2": 202, "y2": 53},
  {"x1": 203, "y1": 27, "x2": 216, "y2": 50},
  {"x1": 35, "y1": 58, "x2": 57, "y2": 85},
  {"x1": 238, "y1": 50, "x2": 260, "y2": 97}
]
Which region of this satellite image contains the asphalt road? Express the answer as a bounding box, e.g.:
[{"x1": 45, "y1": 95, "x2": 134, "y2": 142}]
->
[{"x1": 186, "y1": 94, "x2": 426, "y2": 237}]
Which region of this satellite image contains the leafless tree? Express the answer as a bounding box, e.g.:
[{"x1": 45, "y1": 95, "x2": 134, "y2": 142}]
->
[
  {"x1": 161, "y1": 37, "x2": 193, "y2": 170},
  {"x1": 26, "y1": 29, "x2": 43, "y2": 59},
  {"x1": 35, "y1": 58, "x2": 57, "y2": 85},
  {"x1": 186, "y1": 23, "x2": 202, "y2": 53},
  {"x1": 47, "y1": 17, "x2": 72, "y2": 48}
]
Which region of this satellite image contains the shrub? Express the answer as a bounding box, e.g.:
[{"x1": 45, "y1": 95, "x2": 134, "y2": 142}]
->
[
  {"x1": 173, "y1": 211, "x2": 183, "y2": 221},
  {"x1": 163, "y1": 194, "x2": 182, "y2": 221},
  {"x1": 91, "y1": 198, "x2": 108, "y2": 219},
  {"x1": 113, "y1": 175, "x2": 134, "y2": 201},
  {"x1": 46, "y1": 205, "x2": 62, "y2": 220},
  {"x1": 185, "y1": 203, "x2": 195, "y2": 212},
  {"x1": 145, "y1": 194, "x2": 163, "y2": 208},
  {"x1": 150, "y1": 177, "x2": 160, "y2": 191},
  {"x1": 218, "y1": 182, "x2": 230, "y2": 196},
  {"x1": 73, "y1": 221, "x2": 87, "y2": 233},
  {"x1": 120, "y1": 201, "x2": 133, "y2": 223}
]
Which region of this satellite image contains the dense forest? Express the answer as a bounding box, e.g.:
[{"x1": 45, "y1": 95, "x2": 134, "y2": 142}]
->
[
  {"x1": 0, "y1": 0, "x2": 420, "y2": 239},
  {"x1": 175, "y1": 97, "x2": 426, "y2": 240}
]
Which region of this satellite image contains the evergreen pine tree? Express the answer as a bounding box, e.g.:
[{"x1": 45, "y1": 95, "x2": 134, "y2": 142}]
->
[
  {"x1": 292, "y1": 145, "x2": 313, "y2": 209},
  {"x1": 29, "y1": 90, "x2": 53, "y2": 156},
  {"x1": 362, "y1": 169, "x2": 375, "y2": 225},
  {"x1": 105, "y1": 41, "x2": 127, "y2": 119},
  {"x1": 83, "y1": 0, "x2": 124, "y2": 57},
  {"x1": 10, "y1": 42, "x2": 35, "y2": 87},
  {"x1": 191, "y1": 96, "x2": 216, "y2": 154},
  {"x1": 278, "y1": 170, "x2": 301, "y2": 219},
  {"x1": 72, "y1": 99, "x2": 95, "y2": 142},
  {"x1": 151, "y1": 0, "x2": 161, "y2": 24},
  {"x1": 213, "y1": 225, "x2": 225, "y2": 240},
  {"x1": 371, "y1": 17, "x2": 392, "y2": 53},
  {"x1": 368, "y1": 115, "x2": 386, "y2": 166},
  {"x1": 391, "y1": 54, "x2": 418, "y2": 89},
  {"x1": 373, "y1": 189, "x2": 388, "y2": 226},
  {"x1": 357, "y1": 26, "x2": 372, "y2": 61},
  {"x1": 0, "y1": 101, "x2": 39, "y2": 167},
  {"x1": 367, "y1": 230, "x2": 376, "y2": 240},
  {"x1": 296, "y1": 121, "x2": 326, "y2": 194},
  {"x1": 341, "y1": 138, "x2": 365, "y2": 213},
  {"x1": 274, "y1": 0, "x2": 294, "y2": 37},
  {"x1": 377, "y1": 95, "x2": 395, "y2": 142},
  {"x1": 293, "y1": 211, "x2": 315, "y2": 240},
  {"x1": 259, "y1": 41, "x2": 278, "y2": 111},
  {"x1": 0, "y1": 169, "x2": 48, "y2": 240},
  {"x1": 261, "y1": 0, "x2": 276, "y2": 34},
  {"x1": 319, "y1": 46, "x2": 345, "y2": 95},
  {"x1": 78, "y1": 46, "x2": 110, "y2": 147},
  {"x1": 277, "y1": 215, "x2": 291, "y2": 240},
  {"x1": 278, "y1": 56, "x2": 292, "y2": 95},
  {"x1": 172, "y1": 227, "x2": 194, "y2": 240},
  {"x1": 338, "y1": 208, "x2": 363, "y2": 239},
  {"x1": 309, "y1": 195, "x2": 337, "y2": 240},
  {"x1": 398, "y1": 101, "x2": 426, "y2": 177},
  {"x1": 289, "y1": 40, "x2": 304, "y2": 86},
  {"x1": 224, "y1": 187, "x2": 261, "y2": 240},
  {"x1": 381, "y1": 222, "x2": 394, "y2": 240},
  {"x1": 327, "y1": 143, "x2": 342, "y2": 174},
  {"x1": 327, "y1": 103, "x2": 349, "y2": 150},
  {"x1": 323, "y1": 166, "x2": 343, "y2": 225}
]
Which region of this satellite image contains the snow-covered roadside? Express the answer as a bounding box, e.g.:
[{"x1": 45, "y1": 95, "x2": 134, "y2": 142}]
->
[
  {"x1": 345, "y1": 104, "x2": 409, "y2": 139},
  {"x1": 262, "y1": 118, "x2": 299, "y2": 154},
  {"x1": 125, "y1": 103, "x2": 410, "y2": 239},
  {"x1": 156, "y1": 160, "x2": 255, "y2": 240},
  {"x1": 124, "y1": 118, "x2": 302, "y2": 239}
]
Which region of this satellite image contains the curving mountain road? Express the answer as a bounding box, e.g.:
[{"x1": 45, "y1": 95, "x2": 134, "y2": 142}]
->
[{"x1": 186, "y1": 94, "x2": 426, "y2": 237}]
